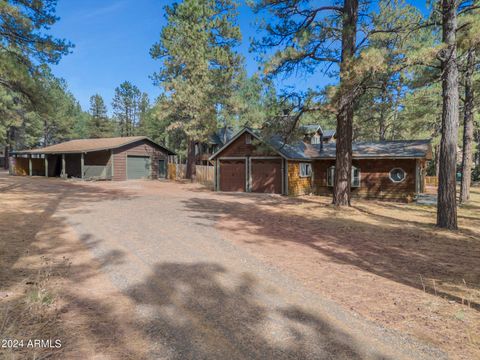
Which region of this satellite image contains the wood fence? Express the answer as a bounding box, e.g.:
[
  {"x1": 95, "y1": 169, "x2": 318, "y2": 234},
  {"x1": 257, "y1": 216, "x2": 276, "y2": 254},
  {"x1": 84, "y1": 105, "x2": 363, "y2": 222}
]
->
[
  {"x1": 195, "y1": 165, "x2": 215, "y2": 187},
  {"x1": 425, "y1": 176, "x2": 438, "y2": 187},
  {"x1": 167, "y1": 163, "x2": 214, "y2": 187}
]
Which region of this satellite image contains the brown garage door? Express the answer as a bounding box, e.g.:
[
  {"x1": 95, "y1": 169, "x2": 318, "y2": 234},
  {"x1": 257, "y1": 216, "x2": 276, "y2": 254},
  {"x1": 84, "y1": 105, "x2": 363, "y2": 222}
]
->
[
  {"x1": 220, "y1": 160, "x2": 245, "y2": 192},
  {"x1": 251, "y1": 159, "x2": 282, "y2": 194}
]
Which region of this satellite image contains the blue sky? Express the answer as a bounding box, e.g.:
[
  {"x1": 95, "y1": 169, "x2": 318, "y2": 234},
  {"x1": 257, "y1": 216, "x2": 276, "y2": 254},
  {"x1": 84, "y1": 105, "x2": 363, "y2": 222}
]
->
[
  {"x1": 50, "y1": 0, "x2": 332, "y2": 113},
  {"x1": 50, "y1": 0, "x2": 429, "y2": 113}
]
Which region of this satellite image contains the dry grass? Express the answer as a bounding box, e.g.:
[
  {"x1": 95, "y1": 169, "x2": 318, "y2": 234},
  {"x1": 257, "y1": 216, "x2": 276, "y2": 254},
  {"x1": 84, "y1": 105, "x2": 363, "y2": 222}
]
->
[
  {"x1": 0, "y1": 260, "x2": 67, "y2": 360},
  {"x1": 0, "y1": 174, "x2": 149, "y2": 359},
  {"x1": 204, "y1": 186, "x2": 480, "y2": 360}
]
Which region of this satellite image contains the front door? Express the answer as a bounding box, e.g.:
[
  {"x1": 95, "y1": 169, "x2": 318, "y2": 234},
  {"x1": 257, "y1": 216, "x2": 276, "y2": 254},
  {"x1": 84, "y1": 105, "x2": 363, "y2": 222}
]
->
[{"x1": 158, "y1": 159, "x2": 166, "y2": 178}]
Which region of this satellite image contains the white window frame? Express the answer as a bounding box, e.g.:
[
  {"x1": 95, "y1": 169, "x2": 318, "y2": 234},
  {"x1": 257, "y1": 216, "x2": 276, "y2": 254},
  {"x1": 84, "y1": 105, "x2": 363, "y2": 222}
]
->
[
  {"x1": 351, "y1": 166, "x2": 360, "y2": 188},
  {"x1": 299, "y1": 162, "x2": 312, "y2": 177},
  {"x1": 311, "y1": 135, "x2": 321, "y2": 145},
  {"x1": 245, "y1": 133, "x2": 252, "y2": 144},
  {"x1": 327, "y1": 166, "x2": 335, "y2": 187},
  {"x1": 327, "y1": 166, "x2": 361, "y2": 187},
  {"x1": 389, "y1": 168, "x2": 406, "y2": 183}
]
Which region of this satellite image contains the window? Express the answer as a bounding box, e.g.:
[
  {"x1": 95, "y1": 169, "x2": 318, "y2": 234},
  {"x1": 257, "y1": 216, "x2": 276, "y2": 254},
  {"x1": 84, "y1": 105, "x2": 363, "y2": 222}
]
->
[
  {"x1": 299, "y1": 163, "x2": 312, "y2": 177},
  {"x1": 327, "y1": 166, "x2": 335, "y2": 187},
  {"x1": 351, "y1": 166, "x2": 360, "y2": 187},
  {"x1": 311, "y1": 135, "x2": 321, "y2": 145},
  {"x1": 389, "y1": 168, "x2": 406, "y2": 183},
  {"x1": 327, "y1": 166, "x2": 361, "y2": 187},
  {"x1": 245, "y1": 133, "x2": 252, "y2": 144}
]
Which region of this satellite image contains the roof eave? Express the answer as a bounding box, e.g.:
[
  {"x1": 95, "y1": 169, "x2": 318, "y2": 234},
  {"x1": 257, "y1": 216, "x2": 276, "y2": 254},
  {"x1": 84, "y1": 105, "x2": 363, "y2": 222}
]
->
[{"x1": 17, "y1": 137, "x2": 176, "y2": 156}]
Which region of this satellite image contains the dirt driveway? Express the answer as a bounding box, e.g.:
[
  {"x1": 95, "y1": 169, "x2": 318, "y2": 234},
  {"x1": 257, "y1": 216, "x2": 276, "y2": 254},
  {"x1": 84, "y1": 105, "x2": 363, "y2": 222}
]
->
[{"x1": 1, "y1": 173, "x2": 476, "y2": 359}]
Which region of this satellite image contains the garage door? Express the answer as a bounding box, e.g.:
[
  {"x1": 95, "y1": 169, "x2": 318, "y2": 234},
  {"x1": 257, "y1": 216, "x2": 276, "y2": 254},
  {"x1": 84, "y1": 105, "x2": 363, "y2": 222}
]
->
[
  {"x1": 251, "y1": 159, "x2": 282, "y2": 194},
  {"x1": 127, "y1": 156, "x2": 151, "y2": 179},
  {"x1": 220, "y1": 160, "x2": 245, "y2": 192}
]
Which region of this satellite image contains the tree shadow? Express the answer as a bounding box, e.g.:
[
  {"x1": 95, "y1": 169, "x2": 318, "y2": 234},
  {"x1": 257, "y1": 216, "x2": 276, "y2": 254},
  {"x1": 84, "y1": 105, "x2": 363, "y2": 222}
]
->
[
  {"x1": 125, "y1": 262, "x2": 404, "y2": 359},
  {"x1": 182, "y1": 195, "x2": 480, "y2": 310},
  {"x1": 0, "y1": 173, "x2": 143, "y2": 358}
]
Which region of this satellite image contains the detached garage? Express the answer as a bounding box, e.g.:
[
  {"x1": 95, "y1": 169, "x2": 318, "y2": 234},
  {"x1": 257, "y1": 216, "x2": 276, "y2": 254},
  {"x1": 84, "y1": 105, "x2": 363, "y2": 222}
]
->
[{"x1": 12, "y1": 136, "x2": 175, "y2": 181}]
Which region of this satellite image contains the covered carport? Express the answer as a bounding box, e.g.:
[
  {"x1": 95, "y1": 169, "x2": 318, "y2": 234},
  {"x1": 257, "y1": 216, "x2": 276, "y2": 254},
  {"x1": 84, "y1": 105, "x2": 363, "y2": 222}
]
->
[
  {"x1": 10, "y1": 136, "x2": 175, "y2": 181},
  {"x1": 11, "y1": 149, "x2": 113, "y2": 180}
]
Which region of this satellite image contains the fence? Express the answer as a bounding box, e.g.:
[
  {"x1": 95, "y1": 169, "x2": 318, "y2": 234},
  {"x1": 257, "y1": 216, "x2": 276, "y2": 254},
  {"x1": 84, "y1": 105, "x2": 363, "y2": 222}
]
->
[
  {"x1": 195, "y1": 165, "x2": 215, "y2": 187},
  {"x1": 425, "y1": 176, "x2": 438, "y2": 187},
  {"x1": 167, "y1": 163, "x2": 214, "y2": 187}
]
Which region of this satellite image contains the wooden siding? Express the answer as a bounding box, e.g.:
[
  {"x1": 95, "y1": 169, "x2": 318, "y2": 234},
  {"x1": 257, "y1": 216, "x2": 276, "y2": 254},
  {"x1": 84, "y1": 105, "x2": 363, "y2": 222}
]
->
[
  {"x1": 220, "y1": 133, "x2": 276, "y2": 157},
  {"x1": 312, "y1": 158, "x2": 417, "y2": 200},
  {"x1": 112, "y1": 140, "x2": 169, "y2": 181},
  {"x1": 288, "y1": 161, "x2": 312, "y2": 196}
]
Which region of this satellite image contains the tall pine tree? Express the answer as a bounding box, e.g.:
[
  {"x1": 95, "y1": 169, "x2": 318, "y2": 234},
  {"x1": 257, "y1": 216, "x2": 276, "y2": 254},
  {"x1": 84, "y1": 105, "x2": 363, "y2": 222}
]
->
[
  {"x1": 88, "y1": 94, "x2": 112, "y2": 138},
  {"x1": 151, "y1": 0, "x2": 242, "y2": 178},
  {"x1": 112, "y1": 81, "x2": 141, "y2": 137}
]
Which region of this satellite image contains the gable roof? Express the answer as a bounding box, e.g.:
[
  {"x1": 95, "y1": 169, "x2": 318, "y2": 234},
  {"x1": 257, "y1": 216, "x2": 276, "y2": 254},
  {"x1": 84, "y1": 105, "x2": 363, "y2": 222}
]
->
[
  {"x1": 300, "y1": 124, "x2": 323, "y2": 134},
  {"x1": 19, "y1": 136, "x2": 176, "y2": 155},
  {"x1": 300, "y1": 124, "x2": 336, "y2": 139},
  {"x1": 209, "y1": 127, "x2": 280, "y2": 160},
  {"x1": 322, "y1": 129, "x2": 336, "y2": 138},
  {"x1": 210, "y1": 127, "x2": 432, "y2": 161}
]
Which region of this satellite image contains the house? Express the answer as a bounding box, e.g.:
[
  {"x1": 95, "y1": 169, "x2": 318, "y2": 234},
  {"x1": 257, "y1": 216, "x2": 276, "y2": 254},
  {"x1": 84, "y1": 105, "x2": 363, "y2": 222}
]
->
[
  {"x1": 209, "y1": 127, "x2": 432, "y2": 200},
  {"x1": 195, "y1": 127, "x2": 234, "y2": 165},
  {"x1": 10, "y1": 136, "x2": 175, "y2": 180}
]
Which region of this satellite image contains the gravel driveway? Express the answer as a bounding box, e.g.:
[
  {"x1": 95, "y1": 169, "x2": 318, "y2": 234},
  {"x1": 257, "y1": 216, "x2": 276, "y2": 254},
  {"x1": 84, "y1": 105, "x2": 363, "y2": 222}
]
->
[{"x1": 56, "y1": 179, "x2": 444, "y2": 360}]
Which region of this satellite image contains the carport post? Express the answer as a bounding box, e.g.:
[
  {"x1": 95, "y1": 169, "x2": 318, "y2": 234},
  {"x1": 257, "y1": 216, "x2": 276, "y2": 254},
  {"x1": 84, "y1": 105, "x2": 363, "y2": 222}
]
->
[
  {"x1": 28, "y1": 155, "x2": 32, "y2": 176},
  {"x1": 81, "y1": 153, "x2": 85, "y2": 179},
  {"x1": 61, "y1": 153, "x2": 66, "y2": 178},
  {"x1": 44, "y1": 155, "x2": 48, "y2": 177}
]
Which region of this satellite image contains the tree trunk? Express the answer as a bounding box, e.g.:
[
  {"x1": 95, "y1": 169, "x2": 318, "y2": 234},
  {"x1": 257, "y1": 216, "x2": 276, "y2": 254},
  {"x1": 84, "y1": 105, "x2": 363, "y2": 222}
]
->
[
  {"x1": 4, "y1": 129, "x2": 9, "y2": 170},
  {"x1": 333, "y1": 0, "x2": 358, "y2": 206},
  {"x1": 476, "y1": 128, "x2": 480, "y2": 166},
  {"x1": 378, "y1": 82, "x2": 388, "y2": 141},
  {"x1": 185, "y1": 139, "x2": 196, "y2": 180},
  {"x1": 437, "y1": 0, "x2": 459, "y2": 230},
  {"x1": 4, "y1": 145, "x2": 9, "y2": 170},
  {"x1": 460, "y1": 49, "x2": 475, "y2": 204}
]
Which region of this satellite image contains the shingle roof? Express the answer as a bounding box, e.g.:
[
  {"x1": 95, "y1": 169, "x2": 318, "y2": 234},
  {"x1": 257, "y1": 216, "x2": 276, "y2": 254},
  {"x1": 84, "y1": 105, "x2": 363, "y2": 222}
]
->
[
  {"x1": 19, "y1": 136, "x2": 175, "y2": 155},
  {"x1": 299, "y1": 124, "x2": 336, "y2": 138},
  {"x1": 300, "y1": 124, "x2": 322, "y2": 134},
  {"x1": 271, "y1": 139, "x2": 432, "y2": 160},
  {"x1": 322, "y1": 130, "x2": 336, "y2": 138}
]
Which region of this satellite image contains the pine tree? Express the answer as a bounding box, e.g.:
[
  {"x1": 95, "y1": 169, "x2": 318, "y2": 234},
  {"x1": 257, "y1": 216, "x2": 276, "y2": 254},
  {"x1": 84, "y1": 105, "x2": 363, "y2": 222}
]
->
[
  {"x1": 112, "y1": 81, "x2": 141, "y2": 137},
  {"x1": 88, "y1": 94, "x2": 112, "y2": 138},
  {"x1": 251, "y1": 0, "x2": 389, "y2": 206},
  {"x1": 0, "y1": 0, "x2": 72, "y2": 165},
  {"x1": 151, "y1": 0, "x2": 242, "y2": 179}
]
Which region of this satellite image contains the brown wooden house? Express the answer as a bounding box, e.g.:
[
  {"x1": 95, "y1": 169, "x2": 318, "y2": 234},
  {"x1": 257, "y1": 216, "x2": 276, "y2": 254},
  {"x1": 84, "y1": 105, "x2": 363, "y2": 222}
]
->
[
  {"x1": 11, "y1": 136, "x2": 175, "y2": 181},
  {"x1": 209, "y1": 127, "x2": 432, "y2": 200}
]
